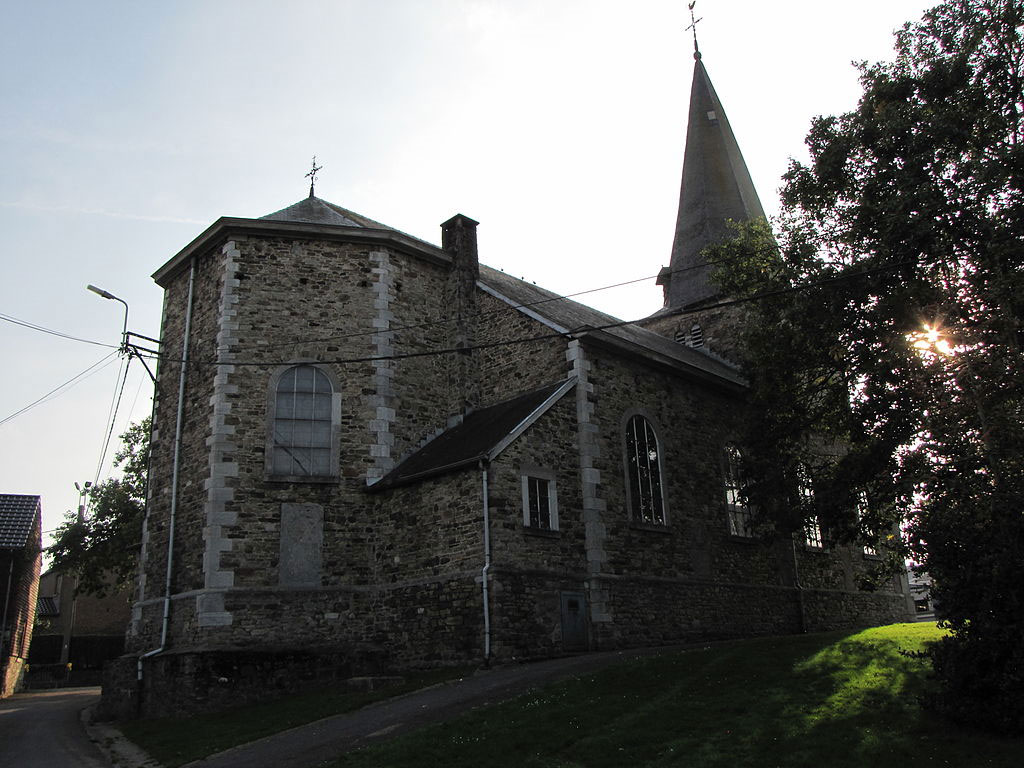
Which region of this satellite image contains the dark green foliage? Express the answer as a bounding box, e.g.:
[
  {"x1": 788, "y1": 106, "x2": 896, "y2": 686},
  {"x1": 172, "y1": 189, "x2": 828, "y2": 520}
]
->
[
  {"x1": 712, "y1": 0, "x2": 1024, "y2": 733},
  {"x1": 48, "y1": 417, "x2": 149, "y2": 597}
]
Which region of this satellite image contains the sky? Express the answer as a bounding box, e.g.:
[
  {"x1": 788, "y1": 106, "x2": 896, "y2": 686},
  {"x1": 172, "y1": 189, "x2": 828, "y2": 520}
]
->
[{"x1": 0, "y1": 0, "x2": 937, "y2": 553}]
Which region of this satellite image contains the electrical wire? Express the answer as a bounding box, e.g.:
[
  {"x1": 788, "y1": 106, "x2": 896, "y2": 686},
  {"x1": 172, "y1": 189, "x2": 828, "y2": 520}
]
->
[
  {"x1": 0, "y1": 311, "x2": 119, "y2": 348},
  {"x1": 132, "y1": 259, "x2": 916, "y2": 369},
  {"x1": 223, "y1": 255, "x2": 741, "y2": 354},
  {"x1": 0, "y1": 352, "x2": 120, "y2": 428},
  {"x1": 92, "y1": 355, "x2": 133, "y2": 490}
]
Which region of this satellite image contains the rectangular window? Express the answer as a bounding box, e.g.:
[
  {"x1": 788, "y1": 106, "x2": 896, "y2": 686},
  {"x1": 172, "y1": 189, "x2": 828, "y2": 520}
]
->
[
  {"x1": 804, "y1": 518, "x2": 824, "y2": 549},
  {"x1": 724, "y1": 444, "x2": 754, "y2": 537},
  {"x1": 797, "y1": 464, "x2": 822, "y2": 548},
  {"x1": 522, "y1": 471, "x2": 558, "y2": 531},
  {"x1": 857, "y1": 492, "x2": 879, "y2": 556}
]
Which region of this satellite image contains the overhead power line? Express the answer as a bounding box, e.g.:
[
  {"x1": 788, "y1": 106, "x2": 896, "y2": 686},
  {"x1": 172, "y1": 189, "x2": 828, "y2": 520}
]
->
[
  {"x1": 0, "y1": 311, "x2": 118, "y2": 348},
  {"x1": 130, "y1": 259, "x2": 915, "y2": 369},
  {"x1": 0, "y1": 352, "x2": 120, "y2": 428}
]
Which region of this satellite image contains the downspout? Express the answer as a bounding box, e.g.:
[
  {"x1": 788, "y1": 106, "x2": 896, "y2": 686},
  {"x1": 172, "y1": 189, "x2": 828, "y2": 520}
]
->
[
  {"x1": 480, "y1": 460, "x2": 492, "y2": 666},
  {"x1": 138, "y1": 256, "x2": 196, "y2": 681}
]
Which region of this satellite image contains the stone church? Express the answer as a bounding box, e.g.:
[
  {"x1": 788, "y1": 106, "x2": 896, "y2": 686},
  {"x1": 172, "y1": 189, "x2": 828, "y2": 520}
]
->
[{"x1": 106, "y1": 50, "x2": 912, "y2": 717}]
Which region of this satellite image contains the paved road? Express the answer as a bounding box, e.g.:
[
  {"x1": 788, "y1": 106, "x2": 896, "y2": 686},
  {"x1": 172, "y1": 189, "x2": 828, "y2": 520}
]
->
[
  {"x1": 0, "y1": 687, "x2": 107, "y2": 767},
  {"x1": 184, "y1": 646, "x2": 677, "y2": 768}
]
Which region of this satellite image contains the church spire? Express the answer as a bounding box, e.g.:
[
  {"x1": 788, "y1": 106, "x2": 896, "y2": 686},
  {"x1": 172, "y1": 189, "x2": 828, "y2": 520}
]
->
[{"x1": 657, "y1": 48, "x2": 765, "y2": 309}]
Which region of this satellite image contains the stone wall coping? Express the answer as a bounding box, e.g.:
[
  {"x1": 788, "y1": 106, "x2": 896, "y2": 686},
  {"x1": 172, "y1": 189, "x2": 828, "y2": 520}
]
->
[{"x1": 153, "y1": 216, "x2": 451, "y2": 287}]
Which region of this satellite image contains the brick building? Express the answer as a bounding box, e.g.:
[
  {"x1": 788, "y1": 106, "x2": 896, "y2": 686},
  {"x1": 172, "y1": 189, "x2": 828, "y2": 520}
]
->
[
  {"x1": 1, "y1": 494, "x2": 42, "y2": 697},
  {"x1": 105, "y1": 52, "x2": 912, "y2": 717},
  {"x1": 29, "y1": 568, "x2": 130, "y2": 681}
]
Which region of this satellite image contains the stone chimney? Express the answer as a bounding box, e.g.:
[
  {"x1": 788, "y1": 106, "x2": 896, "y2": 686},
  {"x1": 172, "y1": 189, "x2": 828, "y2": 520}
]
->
[{"x1": 441, "y1": 214, "x2": 480, "y2": 416}]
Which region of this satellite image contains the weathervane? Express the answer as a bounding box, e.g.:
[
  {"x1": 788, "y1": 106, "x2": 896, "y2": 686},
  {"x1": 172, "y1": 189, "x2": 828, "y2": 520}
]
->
[
  {"x1": 686, "y1": 1, "x2": 702, "y2": 58},
  {"x1": 305, "y1": 155, "x2": 322, "y2": 198}
]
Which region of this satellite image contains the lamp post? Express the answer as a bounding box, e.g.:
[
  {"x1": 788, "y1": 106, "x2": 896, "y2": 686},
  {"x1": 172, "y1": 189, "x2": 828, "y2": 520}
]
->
[{"x1": 87, "y1": 284, "x2": 129, "y2": 353}]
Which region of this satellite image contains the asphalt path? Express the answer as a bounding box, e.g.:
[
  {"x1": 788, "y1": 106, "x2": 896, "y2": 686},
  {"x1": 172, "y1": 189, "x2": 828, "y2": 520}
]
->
[
  {"x1": 0, "y1": 686, "x2": 107, "y2": 767},
  {"x1": 183, "y1": 646, "x2": 677, "y2": 768}
]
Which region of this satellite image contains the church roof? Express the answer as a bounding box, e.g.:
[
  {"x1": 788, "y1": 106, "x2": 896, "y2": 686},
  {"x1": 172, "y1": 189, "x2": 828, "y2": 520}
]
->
[
  {"x1": 153, "y1": 197, "x2": 447, "y2": 287},
  {"x1": 261, "y1": 195, "x2": 397, "y2": 230},
  {"x1": 659, "y1": 54, "x2": 765, "y2": 309},
  {"x1": 478, "y1": 266, "x2": 746, "y2": 390},
  {"x1": 0, "y1": 494, "x2": 41, "y2": 549},
  {"x1": 370, "y1": 379, "x2": 576, "y2": 490}
]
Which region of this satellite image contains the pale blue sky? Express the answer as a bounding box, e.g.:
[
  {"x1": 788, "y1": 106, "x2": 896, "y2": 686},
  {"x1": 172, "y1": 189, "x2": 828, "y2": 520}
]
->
[{"x1": 0, "y1": 0, "x2": 934, "y2": 547}]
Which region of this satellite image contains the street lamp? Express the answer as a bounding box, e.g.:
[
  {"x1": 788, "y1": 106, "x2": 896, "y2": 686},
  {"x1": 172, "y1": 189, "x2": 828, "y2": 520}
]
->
[
  {"x1": 74, "y1": 481, "x2": 92, "y2": 522},
  {"x1": 87, "y1": 284, "x2": 129, "y2": 352}
]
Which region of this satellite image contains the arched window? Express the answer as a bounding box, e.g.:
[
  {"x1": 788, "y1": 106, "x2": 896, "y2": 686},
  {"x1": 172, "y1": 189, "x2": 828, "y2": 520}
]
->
[
  {"x1": 797, "y1": 464, "x2": 823, "y2": 548},
  {"x1": 724, "y1": 444, "x2": 754, "y2": 537},
  {"x1": 625, "y1": 414, "x2": 666, "y2": 525},
  {"x1": 268, "y1": 364, "x2": 337, "y2": 479}
]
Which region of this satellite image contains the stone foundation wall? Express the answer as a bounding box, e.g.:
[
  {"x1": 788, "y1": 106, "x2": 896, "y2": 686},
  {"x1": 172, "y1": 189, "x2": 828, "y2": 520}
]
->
[
  {"x1": 489, "y1": 568, "x2": 589, "y2": 659},
  {"x1": 104, "y1": 571, "x2": 486, "y2": 719}
]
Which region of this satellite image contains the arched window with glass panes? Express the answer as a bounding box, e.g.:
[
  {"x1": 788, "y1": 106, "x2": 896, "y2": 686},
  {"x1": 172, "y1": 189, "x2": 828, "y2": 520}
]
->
[
  {"x1": 624, "y1": 414, "x2": 666, "y2": 525},
  {"x1": 798, "y1": 464, "x2": 824, "y2": 548},
  {"x1": 266, "y1": 364, "x2": 338, "y2": 480}
]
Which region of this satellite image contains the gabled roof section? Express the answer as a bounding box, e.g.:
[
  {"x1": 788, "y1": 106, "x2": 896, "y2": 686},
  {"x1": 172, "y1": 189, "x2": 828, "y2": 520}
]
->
[
  {"x1": 0, "y1": 494, "x2": 41, "y2": 549},
  {"x1": 370, "y1": 379, "x2": 576, "y2": 491},
  {"x1": 153, "y1": 196, "x2": 447, "y2": 287},
  {"x1": 659, "y1": 54, "x2": 765, "y2": 309},
  {"x1": 478, "y1": 265, "x2": 746, "y2": 391}
]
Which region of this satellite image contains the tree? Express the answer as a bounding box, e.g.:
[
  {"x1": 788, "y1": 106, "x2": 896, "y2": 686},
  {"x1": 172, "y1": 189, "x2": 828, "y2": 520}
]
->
[
  {"x1": 712, "y1": 0, "x2": 1024, "y2": 733},
  {"x1": 48, "y1": 417, "x2": 149, "y2": 597}
]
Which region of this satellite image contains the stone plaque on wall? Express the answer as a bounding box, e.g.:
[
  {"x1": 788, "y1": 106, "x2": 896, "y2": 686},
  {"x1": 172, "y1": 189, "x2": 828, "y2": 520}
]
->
[{"x1": 280, "y1": 503, "x2": 324, "y2": 587}]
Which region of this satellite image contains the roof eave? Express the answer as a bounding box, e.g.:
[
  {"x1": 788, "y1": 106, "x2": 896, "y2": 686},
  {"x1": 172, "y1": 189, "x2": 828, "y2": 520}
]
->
[
  {"x1": 153, "y1": 217, "x2": 450, "y2": 287},
  {"x1": 577, "y1": 329, "x2": 747, "y2": 392}
]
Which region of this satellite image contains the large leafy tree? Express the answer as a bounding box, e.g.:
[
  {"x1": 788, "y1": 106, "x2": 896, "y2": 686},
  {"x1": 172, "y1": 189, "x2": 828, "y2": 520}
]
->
[
  {"x1": 48, "y1": 418, "x2": 149, "y2": 597},
  {"x1": 712, "y1": 0, "x2": 1024, "y2": 733}
]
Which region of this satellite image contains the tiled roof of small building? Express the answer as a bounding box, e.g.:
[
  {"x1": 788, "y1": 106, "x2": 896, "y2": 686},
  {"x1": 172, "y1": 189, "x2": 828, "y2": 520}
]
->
[
  {"x1": 37, "y1": 595, "x2": 59, "y2": 617},
  {"x1": 371, "y1": 379, "x2": 575, "y2": 491},
  {"x1": 0, "y1": 494, "x2": 41, "y2": 549}
]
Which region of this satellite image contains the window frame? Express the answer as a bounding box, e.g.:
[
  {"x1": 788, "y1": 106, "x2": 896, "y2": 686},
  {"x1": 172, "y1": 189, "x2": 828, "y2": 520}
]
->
[
  {"x1": 520, "y1": 466, "x2": 559, "y2": 532},
  {"x1": 797, "y1": 464, "x2": 825, "y2": 549},
  {"x1": 622, "y1": 411, "x2": 669, "y2": 527},
  {"x1": 857, "y1": 492, "x2": 882, "y2": 558},
  {"x1": 264, "y1": 362, "x2": 343, "y2": 483},
  {"x1": 723, "y1": 443, "x2": 755, "y2": 538}
]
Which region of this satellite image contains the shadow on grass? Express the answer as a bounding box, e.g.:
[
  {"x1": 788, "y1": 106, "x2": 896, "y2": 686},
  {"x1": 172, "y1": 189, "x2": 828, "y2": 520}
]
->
[
  {"x1": 118, "y1": 666, "x2": 476, "y2": 768},
  {"x1": 331, "y1": 624, "x2": 1024, "y2": 768}
]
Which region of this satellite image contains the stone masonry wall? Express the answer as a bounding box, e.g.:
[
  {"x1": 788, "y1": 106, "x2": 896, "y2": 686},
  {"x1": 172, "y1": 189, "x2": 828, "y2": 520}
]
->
[
  {"x1": 579, "y1": 344, "x2": 908, "y2": 647},
  {"x1": 475, "y1": 289, "x2": 570, "y2": 406},
  {"x1": 130, "y1": 244, "x2": 225, "y2": 652},
  {"x1": 485, "y1": 393, "x2": 589, "y2": 658},
  {"x1": 640, "y1": 304, "x2": 751, "y2": 367},
  {"x1": 134, "y1": 232, "x2": 493, "y2": 655}
]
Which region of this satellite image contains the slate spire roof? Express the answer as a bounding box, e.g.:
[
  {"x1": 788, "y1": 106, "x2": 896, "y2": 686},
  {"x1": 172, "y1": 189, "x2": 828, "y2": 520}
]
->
[
  {"x1": 658, "y1": 52, "x2": 765, "y2": 309},
  {"x1": 261, "y1": 196, "x2": 395, "y2": 229}
]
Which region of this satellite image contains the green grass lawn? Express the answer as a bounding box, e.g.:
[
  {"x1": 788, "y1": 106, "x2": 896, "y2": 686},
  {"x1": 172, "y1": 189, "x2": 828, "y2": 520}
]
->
[
  {"x1": 331, "y1": 623, "x2": 1022, "y2": 768},
  {"x1": 116, "y1": 666, "x2": 474, "y2": 767},
  {"x1": 119, "y1": 624, "x2": 1024, "y2": 768}
]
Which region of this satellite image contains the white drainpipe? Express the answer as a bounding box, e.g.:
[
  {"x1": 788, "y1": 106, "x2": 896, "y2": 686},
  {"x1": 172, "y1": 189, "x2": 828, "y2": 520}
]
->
[
  {"x1": 480, "y1": 461, "x2": 492, "y2": 664},
  {"x1": 139, "y1": 256, "x2": 196, "y2": 681}
]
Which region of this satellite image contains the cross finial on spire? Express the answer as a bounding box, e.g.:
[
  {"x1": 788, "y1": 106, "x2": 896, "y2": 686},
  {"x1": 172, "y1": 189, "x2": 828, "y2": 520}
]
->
[
  {"x1": 305, "y1": 155, "x2": 322, "y2": 198},
  {"x1": 686, "y1": 1, "x2": 703, "y2": 59}
]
